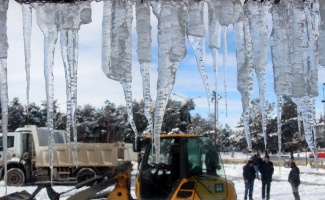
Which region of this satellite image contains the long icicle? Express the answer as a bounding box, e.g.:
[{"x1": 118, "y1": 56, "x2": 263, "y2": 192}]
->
[
  {"x1": 277, "y1": 96, "x2": 283, "y2": 155},
  {"x1": 68, "y1": 29, "x2": 79, "y2": 167},
  {"x1": 34, "y1": 3, "x2": 58, "y2": 184},
  {"x1": 222, "y1": 26, "x2": 228, "y2": 116},
  {"x1": 22, "y1": 4, "x2": 32, "y2": 121},
  {"x1": 136, "y1": 1, "x2": 153, "y2": 134},
  {"x1": 0, "y1": 59, "x2": 9, "y2": 194},
  {"x1": 187, "y1": 0, "x2": 210, "y2": 108},
  {"x1": 0, "y1": 0, "x2": 9, "y2": 193},
  {"x1": 60, "y1": 29, "x2": 72, "y2": 163}
]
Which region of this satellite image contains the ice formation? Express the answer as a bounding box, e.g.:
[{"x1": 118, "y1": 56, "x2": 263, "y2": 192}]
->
[
  {"x1": 0, "y1": 0, "x2": 9, "y2": 191},
  {"x1": 20, "y1": 1, "x2": 92, "y2": 181},
  {"x1": 208, "y1": 0, "x2": 221, "y2": 127},
  {"x1": 247, "y1": 0, "x2": 271, "y2": 150},
  {"x1": 0, "y1": 0, "x2": 321, "y2": 169},
  {"x1": 150, "y1": 0, "x2": 187, "y2": 162},
  {"x1": 56, "y1": 1, "x2": 92, "y2": 163},
  {"x1": 234, "y1": 17, "x2": 253, "y2": 151},
  {"x1": 22, "y1": 4, "x2": 32, "y2": 116},
  {"x1": 270, "y1": 0, "x2": 291, "y2": 154},
  {"x1": 187, "y1": 0, "x2": 210, "y2": 107},
  {"x1": 136, "y1": 1, "x2": 153, "y2": 134},
  {"x1": 319, "y1": 0, "x2": 325, "y2": 66},
  {"x1": 101, "y1": 0, "x2": 138, "y2": 145}
]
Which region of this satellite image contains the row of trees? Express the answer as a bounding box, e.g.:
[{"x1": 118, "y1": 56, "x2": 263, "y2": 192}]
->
[{"x1": 1, "y1": 96, "x2": 323, "y2": 152}]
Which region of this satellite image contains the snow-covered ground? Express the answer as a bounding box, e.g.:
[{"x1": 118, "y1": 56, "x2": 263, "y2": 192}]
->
[{"x1": 1, "y1": 157, "x2": 325, "y2": 200}]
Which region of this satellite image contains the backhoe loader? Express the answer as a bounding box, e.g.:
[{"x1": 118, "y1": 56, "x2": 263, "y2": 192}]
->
[{"x1": 106, "y1": 134, "x2": 237, "y2": 200}]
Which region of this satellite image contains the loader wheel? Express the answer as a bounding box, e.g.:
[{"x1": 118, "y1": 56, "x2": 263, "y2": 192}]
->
[
  {"x1": 76, "y1": 168, "x2": 96, "y2": 185},
  {"x1": 6, "y1": 168, "x2": 25, "y2": 186}
]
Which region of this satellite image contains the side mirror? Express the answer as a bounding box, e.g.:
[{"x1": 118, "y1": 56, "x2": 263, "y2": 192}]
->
[{"x1": 133, "y1": 137, "x2": 141, "y2": 152}]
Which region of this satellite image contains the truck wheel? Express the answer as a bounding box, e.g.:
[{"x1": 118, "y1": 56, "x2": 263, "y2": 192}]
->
[
  {"x1": 6, "y1": 168, "x2": 25, "y2": 186},
  {"x1": 76, "y1": 168, "x2": 96, "y2": 185}
]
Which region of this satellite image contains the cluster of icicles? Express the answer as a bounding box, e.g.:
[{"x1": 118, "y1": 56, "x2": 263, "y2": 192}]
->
[{"x1": 0, "y1": 0, "x2": 324, "y2": 186}]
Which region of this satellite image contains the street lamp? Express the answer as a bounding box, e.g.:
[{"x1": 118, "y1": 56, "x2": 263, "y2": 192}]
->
[
  {"x1": 322, "y1": 83, "x2": 325, "y2": 148},
  {"x1": 211, "y1": 91, "x2": 222, "y2": 144},
  {"x1": 172, "y1": 93, "x2": 201, "y2": 133}
]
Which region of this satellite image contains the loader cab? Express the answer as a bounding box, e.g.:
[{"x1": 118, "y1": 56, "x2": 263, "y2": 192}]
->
[{"x1": 136, "y1": 135, "x2": 233, "y2": 200}]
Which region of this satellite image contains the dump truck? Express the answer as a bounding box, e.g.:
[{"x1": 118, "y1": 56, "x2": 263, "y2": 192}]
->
[{"x1": 0, "y1": 125, "x2": 125, "y2": 186}]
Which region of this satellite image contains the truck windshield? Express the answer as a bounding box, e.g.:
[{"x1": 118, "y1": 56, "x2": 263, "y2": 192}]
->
[{"x1": 0, "y1": 136, "x2": 15, "y2": 151}]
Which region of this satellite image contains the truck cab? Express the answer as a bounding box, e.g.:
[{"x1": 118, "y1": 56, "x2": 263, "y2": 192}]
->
[{"x1": 135, "y1": 134, "x2": 237, "y2": 200}]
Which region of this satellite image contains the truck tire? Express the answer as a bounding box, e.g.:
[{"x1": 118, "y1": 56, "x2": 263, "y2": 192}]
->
[
  {"x1": 76, "y1": 168, "x2": 96, "y2": 185},
  {"x1": 6, "y1": 168, "x2": 25, "y2": 186}
]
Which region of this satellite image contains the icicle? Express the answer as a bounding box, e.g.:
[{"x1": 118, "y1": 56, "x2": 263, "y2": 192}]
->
[
  {"x1": 271, "y1": 0, "x2": 292, "y2": 98},
  {"x1": 102, "y1": 0, "x2": 112, "y2": 75},
  {"x1": 187, "y1": 0, "x2": 210, "y2": 107},
  {"x1": 247, "y1": 0, "x2": 270, "y2": 150},
  {"x1": 208, "y1": 0, "x2": 221, "y2": 123},
  {"x1": 136, "y1": 1, "x2": 153, "y2": 134},
  {"x1": 234, "y1": 3, "x2": 254, "y2": 151},
  {"x1": 318, "y1": 0, "x2": 325, "y2": 66},
  {"x1": 292, "y1": 98, "x2": 302, "y2": 136},
  {"x1": 140, "y1": 63, "x2": 153, "y2": 134},
  {"x1": 0, "y1": 0, "x2": 9, "y2": 189},
  {"x1": 243, "y1": 108, "x2": 252, "y2": 151},
  {"x1": 107, "y1": 1, "x2": 133, "y2": 83},
  {"x1": 69, "y1": 29, "x2": 79, "y2": 167},
  {"x1": 151, "y1": 0, "x2": 187, "y2": 163},
  {"x1": 0, "y1": 59, "x2": 8, "y2": 194},
  {"x1": 212, "y1": 49, "x2": 219, "y2": 125},
  {"x1": 277, "y1": 96, "x2": 283, "y2": 154},
  {"x1": 296, "y1": 97, "x2": 318, "y2": 166},
  {"x1": 270, "y1": 1, "x2": 291, "y2": 155},
  {"x1": 22, "y1": 4, "x2": 32, "y2": 118},
  {"x1": 57, "y1": 1, "x2": 92, "y2": 165},
  {"x1": 60, "y1": 29, "x2": 72, "y2": 162},
  {"x1": 222, "y1": 26, "x2": 228, "y2": 116},
  {"x1": 34, "y1": 3, "x2": 58, "y2": 184},
  {"x1": 102, "y1": 0, "x2": 139, "y2": 149},
  {"x1": 121, "y1": 82, "x2": 138, "y2": 139}
]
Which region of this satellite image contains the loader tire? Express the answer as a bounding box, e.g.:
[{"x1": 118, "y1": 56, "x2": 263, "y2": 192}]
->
[{"x1": 6, "y1": 168, "x2": 25, "y2": 186}]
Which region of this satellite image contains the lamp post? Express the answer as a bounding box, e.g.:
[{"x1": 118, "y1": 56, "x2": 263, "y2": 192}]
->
[
  {"x1": 172, "y1": 93, "x2": 201, "y2": 133},
  {"x1": 211, "y1": 91, "x2": 222, "y2": 144},
  {"x1": 322, "y1": 83, "x2": 325, "y2": 148}
]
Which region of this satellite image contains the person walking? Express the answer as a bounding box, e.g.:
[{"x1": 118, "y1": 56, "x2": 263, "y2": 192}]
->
[
  {"x1": 288, "y1": 160, "x2": 300, "y2": 200},
  {"x1": 243, "y1": 160, "x2": 256, "y2": 200},
  {"x1": 252, "y1": 153, "x2": 263, "y2": 180},
  {"x1": 259, "y1": 155, "x2": 274, "y2": 200}
]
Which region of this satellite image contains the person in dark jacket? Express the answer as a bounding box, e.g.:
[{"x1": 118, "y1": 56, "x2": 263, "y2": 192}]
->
[
  {"x1": 259, "y1": 155, "x2": 274, "y2": 200},
  {"x1": 243, "y1": 160, "x2": 255, "y2": 200},
  {"x1": 288, "y1": 160, "x2": 300, "y2": 200},
  {"x1": 252, "y1": 153, "x2": 263, "y2": 179}
]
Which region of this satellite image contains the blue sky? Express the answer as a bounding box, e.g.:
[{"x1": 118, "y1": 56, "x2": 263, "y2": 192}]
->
[{"x1": 5, "y1": 1, "x2": 325, "y2": 128}]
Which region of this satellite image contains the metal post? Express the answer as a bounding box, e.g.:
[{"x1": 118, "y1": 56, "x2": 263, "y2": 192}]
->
[
  {"x1": 322, "y1": 83, "x2": 325, "y2": 148},
  {"x1": 107, "y1": 108, "x2": 110, "y2": 143},
  {"x1": 213, "y1": 91, "x2": 217, "y2": 144}
]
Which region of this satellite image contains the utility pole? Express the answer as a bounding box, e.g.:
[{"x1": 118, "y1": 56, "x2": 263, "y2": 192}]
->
[
  {"x1": 172, "y1": 93, "x2": 200, "y2": 133},
  {"x1": 322, "y1": 83, "x2": 325, "y2": 148},
  {"x1": 211, "y1": 91, "x2": 221, "y2": 144}
]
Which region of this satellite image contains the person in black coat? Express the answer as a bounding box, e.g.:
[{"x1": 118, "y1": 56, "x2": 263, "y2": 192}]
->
[
  {"x1": 243, "y1": 160, "x2": 255, "y2": 200},
  {"x1": 288, "y1": 160, "x2": 300, "y2": 200},
  {"x1": 259, "y1": 155, "x2": 274, "y2": 200},
  {"x1": 252, "y1": 153, "x2": 263, "y2": 180}
]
